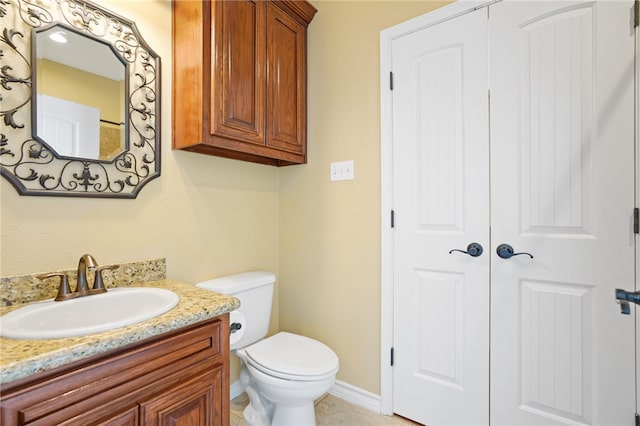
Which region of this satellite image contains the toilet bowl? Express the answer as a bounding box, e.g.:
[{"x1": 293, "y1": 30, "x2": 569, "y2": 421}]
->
[
  {"x1": 237, "y1": 332, "x2": 339, "y2": 425},
  {"x1": 196, "y1": 271, "x2": 340, "y2": 426}
]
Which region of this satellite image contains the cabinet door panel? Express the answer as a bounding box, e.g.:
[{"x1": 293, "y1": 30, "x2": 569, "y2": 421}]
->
[
  {"x1": 97, "y1": 406, "x2": 138, "y2": 426},
  {"x1": 140, "y1": 366, "x2": 223, "y2": 426},
  {"x1": 212, "y1": 0, "x2": 266, "y2": 145},
  {"x1": 266, "y1": 3, "x2": 306, "y2": 155}
]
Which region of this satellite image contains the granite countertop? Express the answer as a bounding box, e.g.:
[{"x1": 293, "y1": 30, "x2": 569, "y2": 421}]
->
[{"x1": 0, "y1": 279, "x2": 240, "y2": 384}]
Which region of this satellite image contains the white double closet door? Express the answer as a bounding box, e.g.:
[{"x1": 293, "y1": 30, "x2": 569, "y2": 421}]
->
[{"x1": 390, "y1": 1, "x2": 636, "y2": 425}]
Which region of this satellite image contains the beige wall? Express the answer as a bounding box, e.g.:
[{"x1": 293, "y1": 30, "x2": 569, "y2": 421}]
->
[
  {"x1": 1, "y1": 0, "x2": 449, "y2": 396},
  {"x1": 280, "y1": 0, "x2": 449, "y2": 394}
]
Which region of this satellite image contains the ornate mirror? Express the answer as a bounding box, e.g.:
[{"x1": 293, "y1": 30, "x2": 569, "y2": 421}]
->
[{"x1": 1, "y1": 0, "x2": 161, "y2": 198}]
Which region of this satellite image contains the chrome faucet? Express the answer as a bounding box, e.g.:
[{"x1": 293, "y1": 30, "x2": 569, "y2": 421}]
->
[{"x1": 76, "y1": 253, "x2": 98, "y2": 293}]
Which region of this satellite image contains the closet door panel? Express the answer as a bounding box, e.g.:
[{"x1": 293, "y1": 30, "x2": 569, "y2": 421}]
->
[
  {"x1": 489, "y1": 1, "x2": 636, "y2": 425},
  {"x1": 520, "y1": 9, "x2": 592, "y2": 234},
  {"x1": 391, "y1": 7, "x2": 490, "y2": 426}
]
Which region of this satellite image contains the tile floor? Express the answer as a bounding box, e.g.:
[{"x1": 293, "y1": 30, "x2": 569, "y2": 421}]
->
[{"x1": 231, "y1": 392, "x2": 420, "y2": 426}]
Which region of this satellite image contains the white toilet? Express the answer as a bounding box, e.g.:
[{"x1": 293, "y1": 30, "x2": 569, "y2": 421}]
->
[{"x1": 197, "y1": 271, "x2": 339, "y2": 426}]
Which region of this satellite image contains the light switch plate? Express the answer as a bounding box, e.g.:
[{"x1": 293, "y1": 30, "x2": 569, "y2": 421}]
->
[{"x1": 330, "y1": 160, "x2": 355, "y2": 181}]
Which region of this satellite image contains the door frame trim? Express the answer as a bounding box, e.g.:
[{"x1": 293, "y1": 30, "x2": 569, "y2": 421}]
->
[
  {"x1": 379, "y1": 0, "x2": 497, "y2": 415},
  {"x1": 634, "y1": 10, "x2": 640, "y2": 415}
]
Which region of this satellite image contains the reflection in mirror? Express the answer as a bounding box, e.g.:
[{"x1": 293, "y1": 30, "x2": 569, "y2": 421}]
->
[
  {"x1": 1, "y1": 0, "x2": 161, "y2": 198},
  {"x1": 34, "y1": 25, "x2": 127, "y2": 161}
]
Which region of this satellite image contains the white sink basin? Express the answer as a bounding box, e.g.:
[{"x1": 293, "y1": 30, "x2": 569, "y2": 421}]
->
[{"x1": 0, "y1": 287, "x2": 179, "y2": 339}]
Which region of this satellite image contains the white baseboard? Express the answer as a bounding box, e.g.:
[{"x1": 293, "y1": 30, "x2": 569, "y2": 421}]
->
[
  {"x1": 230, "y1": 380, "x2": 245, "y2": 400},
  {"x1": 229, "y1": 379, "x2": 382, "y2": 415},
  {"x1": 328, "y1": 380, "x2": 382, "y2": 414}
]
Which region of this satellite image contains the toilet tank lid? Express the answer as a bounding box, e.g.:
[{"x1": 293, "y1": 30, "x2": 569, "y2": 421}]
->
[{"x1": 196, "y1": 271, "x2": 276, "y2": 294}]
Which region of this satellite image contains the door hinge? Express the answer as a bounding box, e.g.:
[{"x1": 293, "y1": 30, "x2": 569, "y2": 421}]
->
[
  {"x1": 635, "y1": 0, "x2": 639, "y2": 27},
  {"x1": 634, "y1": 208, "x2": 639, "y2": 234},
  {"x1": 390, "y1": 347, "x2": 394, "y2": 366},
  {"x1": 391, "y1": 209, "x2": 395, "y2": 228},
  {"x1": 390, "y1": 71, "x2": 394, "y2": 90}
]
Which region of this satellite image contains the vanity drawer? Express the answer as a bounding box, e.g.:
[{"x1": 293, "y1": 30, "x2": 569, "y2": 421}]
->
[{"x1": 0, "y1": 315, "x2": 229, "y2": 426}]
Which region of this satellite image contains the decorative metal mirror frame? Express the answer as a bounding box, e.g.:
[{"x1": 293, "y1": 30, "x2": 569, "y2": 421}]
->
[{"x1": 0, "y1": 0, "x2": 161, "y2": 198}]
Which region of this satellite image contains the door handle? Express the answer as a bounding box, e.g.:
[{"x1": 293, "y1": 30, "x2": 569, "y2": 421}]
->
[
  {"x1": 449, "y1": 242, "x2": 483, "y2": 257},
  {"x1": 496, "y1": 244, "x2": 533, "y2": 259},
  {"x1": 615, "y1": 288, "x2": 640, "y2": 315}
]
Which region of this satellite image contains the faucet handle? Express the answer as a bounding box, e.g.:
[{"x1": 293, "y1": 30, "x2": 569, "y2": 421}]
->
[
  {"x1": 93, "y1": 264, "x2": 119, "y2": 291},
  {"x1": 37, "y1": 272, "x2": 71, "y2": 302}
]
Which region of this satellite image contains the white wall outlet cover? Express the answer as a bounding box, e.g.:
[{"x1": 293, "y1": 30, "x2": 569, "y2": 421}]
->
[{"x1": 330, "y1": 160, "x2": 355, "y2": 181}]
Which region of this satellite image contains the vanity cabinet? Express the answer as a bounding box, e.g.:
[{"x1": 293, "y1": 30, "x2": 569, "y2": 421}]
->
[
  {"x1": 172, "y1": 0, "x2": 317, "y2": 166},
  {"x1": 0, "y1": 316, "x2": 229, "y2": 426}
]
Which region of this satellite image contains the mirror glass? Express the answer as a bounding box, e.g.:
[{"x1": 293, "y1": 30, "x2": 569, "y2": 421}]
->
[
  {"x1": 1, "y1": 0, "x2": 161, "y2": 198},
  {"x1": 33, "y1": 25, "x2": 127, "y2": 162}
]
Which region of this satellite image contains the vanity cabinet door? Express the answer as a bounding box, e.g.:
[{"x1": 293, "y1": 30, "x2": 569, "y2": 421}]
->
[
  {"x1": 172, "y1": 0, "x2": 316, "y2": 166},
  {"x1": 98, "y1": 407, "x2": 138, "y2": 426},
  {"x1": 140, "y1": 365, "x2": 224, "y2": 425}
]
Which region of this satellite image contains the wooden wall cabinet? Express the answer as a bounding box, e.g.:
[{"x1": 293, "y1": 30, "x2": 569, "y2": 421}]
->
[
  {"x1": 0, "y1": 316, "x2": 229, "y2": 426},
  {"x1": 172, "y1": 0, "x2": 317, "y2": 166}
]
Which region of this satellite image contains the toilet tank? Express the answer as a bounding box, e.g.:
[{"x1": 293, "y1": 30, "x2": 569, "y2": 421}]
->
[{"x1": 196, "y1": 271, "x2": 275, "y2": 350}]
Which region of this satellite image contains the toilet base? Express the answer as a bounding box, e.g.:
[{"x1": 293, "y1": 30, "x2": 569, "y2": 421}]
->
[
  {"x1": 243, "y1": 398, "x2": 316, "y2": 426},
  {"x1": 243, "y1": 403, "x2": 270, "y2": 426},
  {"x1": 271, "y1": 401, "x2": 316, "y2": 426}
]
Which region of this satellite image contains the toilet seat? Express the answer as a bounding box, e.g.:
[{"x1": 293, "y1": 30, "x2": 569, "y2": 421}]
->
[{"x1": 244, "y1": 332, "x2": 339, "y2": 381}]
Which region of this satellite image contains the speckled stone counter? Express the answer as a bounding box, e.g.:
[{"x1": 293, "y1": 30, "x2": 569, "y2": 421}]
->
[
  {"x1": 0, "y1": 271, "x2": 240, "y2": 384},
  {"x1": 1, "y1": 258, "x2": 168, "y2": 307}
]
